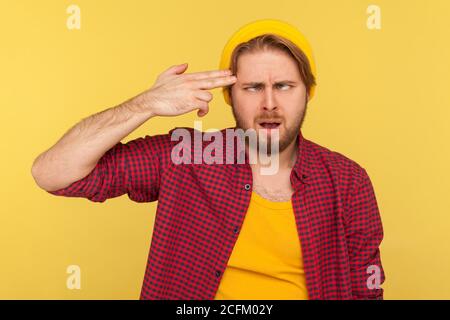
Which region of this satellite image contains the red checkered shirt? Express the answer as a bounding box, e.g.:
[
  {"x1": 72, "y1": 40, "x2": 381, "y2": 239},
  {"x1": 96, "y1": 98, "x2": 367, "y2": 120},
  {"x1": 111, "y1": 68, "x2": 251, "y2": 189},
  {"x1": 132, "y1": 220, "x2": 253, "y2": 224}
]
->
[{"x1": 47, "y1": 126, "x2": 385, "y2": 299}]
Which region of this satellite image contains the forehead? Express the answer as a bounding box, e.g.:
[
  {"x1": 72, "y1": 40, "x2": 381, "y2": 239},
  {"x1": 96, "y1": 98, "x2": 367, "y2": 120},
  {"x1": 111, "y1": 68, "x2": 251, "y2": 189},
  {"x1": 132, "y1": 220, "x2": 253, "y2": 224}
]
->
[{"x1": 236, "y1": 49, "x2": 301, "y2": 80}]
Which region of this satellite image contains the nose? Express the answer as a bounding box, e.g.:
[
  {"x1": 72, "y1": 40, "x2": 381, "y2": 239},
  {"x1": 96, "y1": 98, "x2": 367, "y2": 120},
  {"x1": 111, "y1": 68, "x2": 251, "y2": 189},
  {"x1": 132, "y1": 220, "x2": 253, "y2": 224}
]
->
[{"x1": 262, "y1": 87, "x2": 278, "y2": 112}]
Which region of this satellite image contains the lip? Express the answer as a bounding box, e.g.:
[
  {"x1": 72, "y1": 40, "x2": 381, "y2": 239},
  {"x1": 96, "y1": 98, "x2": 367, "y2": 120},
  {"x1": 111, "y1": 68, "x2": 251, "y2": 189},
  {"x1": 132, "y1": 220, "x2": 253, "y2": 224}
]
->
[
  {"x1": 258, "y1": 121, "x2": 281, "y2": 130},
  {"x1": 258, "y1": 119, "x2": 282, "y2": 124}
]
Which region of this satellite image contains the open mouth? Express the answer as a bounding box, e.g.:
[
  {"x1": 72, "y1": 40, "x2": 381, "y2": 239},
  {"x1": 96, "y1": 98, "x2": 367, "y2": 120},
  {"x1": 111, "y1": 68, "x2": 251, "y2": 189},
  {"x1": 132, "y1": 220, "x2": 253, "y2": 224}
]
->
[{"x1": 258, "y1": 122, "x2": 281, "y2": 129}]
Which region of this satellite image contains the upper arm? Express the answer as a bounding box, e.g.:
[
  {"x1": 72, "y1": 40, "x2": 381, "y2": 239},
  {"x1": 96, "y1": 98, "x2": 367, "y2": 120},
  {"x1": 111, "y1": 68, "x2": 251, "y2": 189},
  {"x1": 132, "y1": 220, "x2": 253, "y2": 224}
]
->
[{"x1": 46, "y1": 133, "x2": 168, "y2": 203}]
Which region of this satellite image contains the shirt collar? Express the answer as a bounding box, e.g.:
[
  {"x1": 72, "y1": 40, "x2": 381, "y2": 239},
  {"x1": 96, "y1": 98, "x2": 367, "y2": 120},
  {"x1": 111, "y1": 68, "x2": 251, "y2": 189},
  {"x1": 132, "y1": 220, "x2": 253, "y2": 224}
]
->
[{"x1": 293, "y1": 130, "x2": 312, "y2": 186}]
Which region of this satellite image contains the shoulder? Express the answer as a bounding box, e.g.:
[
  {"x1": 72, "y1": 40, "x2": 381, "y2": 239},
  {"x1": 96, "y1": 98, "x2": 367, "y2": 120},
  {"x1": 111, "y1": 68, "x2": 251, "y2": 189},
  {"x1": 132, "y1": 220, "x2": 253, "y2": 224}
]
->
[{"x1": 302, "y1": 136, "x2": 369, "y2": 186}]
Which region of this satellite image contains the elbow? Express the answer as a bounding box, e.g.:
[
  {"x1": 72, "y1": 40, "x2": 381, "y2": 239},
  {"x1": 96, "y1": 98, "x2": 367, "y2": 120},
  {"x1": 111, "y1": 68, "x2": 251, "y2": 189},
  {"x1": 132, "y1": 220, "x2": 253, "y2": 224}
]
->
[
  {"x1": 31, "y1": 156, "x2": 58, "y2": 191},
  {"x1": 31, "y1": 157, "x2": 47, "y2": 190}
]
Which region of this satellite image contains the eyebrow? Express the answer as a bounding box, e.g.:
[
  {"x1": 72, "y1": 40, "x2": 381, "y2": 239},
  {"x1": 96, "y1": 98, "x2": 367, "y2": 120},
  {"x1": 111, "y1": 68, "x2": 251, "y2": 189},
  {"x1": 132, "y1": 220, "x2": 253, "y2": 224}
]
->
[{"x1": 241, "y1": 80, "x2": 298, "y2": 86}]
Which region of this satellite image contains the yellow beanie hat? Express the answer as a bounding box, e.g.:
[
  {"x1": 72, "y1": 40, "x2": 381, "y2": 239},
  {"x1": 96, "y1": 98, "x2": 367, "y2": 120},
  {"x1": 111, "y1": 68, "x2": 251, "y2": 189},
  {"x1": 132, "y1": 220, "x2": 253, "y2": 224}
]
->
[{"x1": 219, "y1": 19, "x2": 317, "y2": 106}]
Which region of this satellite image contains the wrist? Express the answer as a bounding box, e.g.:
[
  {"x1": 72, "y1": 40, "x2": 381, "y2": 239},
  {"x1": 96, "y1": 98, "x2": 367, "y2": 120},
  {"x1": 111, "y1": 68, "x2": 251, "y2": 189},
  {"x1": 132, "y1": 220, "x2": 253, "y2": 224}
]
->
[{"x1": 125, "y1": 92, "x2": 156, "y2": 118}]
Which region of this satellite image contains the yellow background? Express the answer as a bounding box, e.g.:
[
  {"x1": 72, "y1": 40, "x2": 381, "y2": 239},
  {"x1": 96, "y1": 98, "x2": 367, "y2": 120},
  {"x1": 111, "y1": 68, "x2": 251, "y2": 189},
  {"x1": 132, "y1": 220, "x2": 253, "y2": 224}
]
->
[{"x1": 1, "y1": 0, "x2": 449, "y2": 299}]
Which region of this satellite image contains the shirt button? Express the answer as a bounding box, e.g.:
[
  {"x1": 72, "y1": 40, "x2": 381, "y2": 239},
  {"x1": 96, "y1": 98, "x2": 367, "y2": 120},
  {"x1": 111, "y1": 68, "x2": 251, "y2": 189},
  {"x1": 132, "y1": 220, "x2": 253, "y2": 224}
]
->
[
  {"x1": 215, "y1": 270, "x2": 221, "y2": 278},
  {"x1": 244, "y1": 184, "x2": 251, "y2": 191},
  {"x1": 233, "y1": 226, "x2": 239, "y2": 234}
]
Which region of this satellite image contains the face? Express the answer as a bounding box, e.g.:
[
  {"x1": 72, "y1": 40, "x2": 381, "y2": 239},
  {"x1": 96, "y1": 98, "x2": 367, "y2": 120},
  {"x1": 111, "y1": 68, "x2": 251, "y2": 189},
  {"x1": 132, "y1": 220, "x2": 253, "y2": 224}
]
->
[{"x1": 230, "y1": 49, "x2": 308, "y2": 154}]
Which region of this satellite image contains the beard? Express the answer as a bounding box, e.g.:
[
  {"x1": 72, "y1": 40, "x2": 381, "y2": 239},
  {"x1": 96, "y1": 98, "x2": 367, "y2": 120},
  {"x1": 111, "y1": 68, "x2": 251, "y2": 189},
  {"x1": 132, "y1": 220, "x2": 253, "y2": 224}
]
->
[{"x1": 231, "y1": 103, "x2": 308, "y2": 156}]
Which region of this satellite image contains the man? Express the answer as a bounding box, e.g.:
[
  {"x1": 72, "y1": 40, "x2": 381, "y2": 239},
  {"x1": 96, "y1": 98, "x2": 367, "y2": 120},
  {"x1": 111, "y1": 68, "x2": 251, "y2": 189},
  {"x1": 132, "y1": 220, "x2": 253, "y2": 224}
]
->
[{"x1": 31, "y1": 19, "x2": 385, "y2": 299}]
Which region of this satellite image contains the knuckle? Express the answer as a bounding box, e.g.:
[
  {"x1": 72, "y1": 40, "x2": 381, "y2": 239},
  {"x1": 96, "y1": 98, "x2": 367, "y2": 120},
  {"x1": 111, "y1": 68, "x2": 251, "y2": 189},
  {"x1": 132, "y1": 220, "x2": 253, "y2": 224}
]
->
[
  {"x1": 192, "y1": 91, "x2": 200, "y2": 100},
  {"x1": 205, "y1": 80, "x2": 213, "y2": 88},
  {"x1": 182, "y1": 79, "x2": 193, "y2": 87},
  {"x1": 189, "y1": 96, "x2": 198, "y2": 104}
]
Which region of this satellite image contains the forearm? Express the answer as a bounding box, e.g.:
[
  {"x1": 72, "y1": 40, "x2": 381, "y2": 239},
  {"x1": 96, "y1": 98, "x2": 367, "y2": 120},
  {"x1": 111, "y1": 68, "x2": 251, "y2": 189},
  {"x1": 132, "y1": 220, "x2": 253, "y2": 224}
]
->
[{"x1": 31, "y1": 95, "x2": 155, "y2": 191}]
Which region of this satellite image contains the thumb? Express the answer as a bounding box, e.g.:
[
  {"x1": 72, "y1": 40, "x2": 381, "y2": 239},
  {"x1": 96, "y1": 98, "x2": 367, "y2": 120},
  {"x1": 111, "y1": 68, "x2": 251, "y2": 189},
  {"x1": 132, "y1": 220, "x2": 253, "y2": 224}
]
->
[{"x1": 164, "y1": 63, "x2": 188, "y2": 76}]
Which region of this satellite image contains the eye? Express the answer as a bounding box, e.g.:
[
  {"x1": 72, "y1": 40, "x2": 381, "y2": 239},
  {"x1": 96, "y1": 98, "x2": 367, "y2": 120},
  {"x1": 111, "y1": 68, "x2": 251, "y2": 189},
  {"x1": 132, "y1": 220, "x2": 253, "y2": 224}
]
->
[
  {"x1": 277, "y1": 84, "x2": 291, "y2": 90},
  {"x1": 244, "y1": 84, "x2": 292, "y2": 91},
  {"x1": 244, "y1": 86, "x2": 261, "y2": 92}
]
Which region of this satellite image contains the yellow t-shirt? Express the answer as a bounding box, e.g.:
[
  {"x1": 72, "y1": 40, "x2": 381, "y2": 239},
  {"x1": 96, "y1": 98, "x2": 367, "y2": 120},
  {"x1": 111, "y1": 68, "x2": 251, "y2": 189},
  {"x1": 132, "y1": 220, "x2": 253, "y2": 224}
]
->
[{"x1": 214, "y1": 191, "x2": 309, "y2": 300}]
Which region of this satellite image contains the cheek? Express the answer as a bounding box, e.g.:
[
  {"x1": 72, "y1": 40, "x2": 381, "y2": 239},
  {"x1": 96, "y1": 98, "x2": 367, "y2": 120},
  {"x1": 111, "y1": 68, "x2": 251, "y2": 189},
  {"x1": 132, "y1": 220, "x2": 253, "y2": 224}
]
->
[
  {"x1": 232, "y1": 95, "x2": 258, "y2": 121},
  {"x1": 234, "y1": 105, "x2": 255, "y2": 124},
  {"x1": 283, "y1": 103, "x2": 304, "y2": 125}
]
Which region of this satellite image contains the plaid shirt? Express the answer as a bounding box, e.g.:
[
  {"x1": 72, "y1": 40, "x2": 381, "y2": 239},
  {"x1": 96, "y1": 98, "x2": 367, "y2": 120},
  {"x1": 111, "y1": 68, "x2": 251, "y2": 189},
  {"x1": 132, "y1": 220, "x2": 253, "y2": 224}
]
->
[{"x1": 47, "y1": 126, "x2": 385, "y2": 300}]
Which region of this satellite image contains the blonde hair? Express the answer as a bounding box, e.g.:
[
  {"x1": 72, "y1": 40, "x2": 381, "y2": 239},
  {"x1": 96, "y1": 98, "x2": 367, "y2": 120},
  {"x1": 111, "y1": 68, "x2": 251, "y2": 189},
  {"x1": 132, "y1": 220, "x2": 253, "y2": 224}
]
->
[{"x1": 227, "y1": 33, "x2": 316, "y2": 101}]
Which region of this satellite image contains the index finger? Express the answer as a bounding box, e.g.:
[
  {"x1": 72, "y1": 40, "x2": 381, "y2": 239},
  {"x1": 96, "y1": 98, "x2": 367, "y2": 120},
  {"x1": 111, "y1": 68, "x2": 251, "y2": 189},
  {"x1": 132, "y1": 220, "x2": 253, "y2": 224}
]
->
[
  {"x1": 185, "y1": 69, "x2": 233, "y2": 80},
  {"x1": 194, "y1": 75, "x2": 237, "y2": 90}
]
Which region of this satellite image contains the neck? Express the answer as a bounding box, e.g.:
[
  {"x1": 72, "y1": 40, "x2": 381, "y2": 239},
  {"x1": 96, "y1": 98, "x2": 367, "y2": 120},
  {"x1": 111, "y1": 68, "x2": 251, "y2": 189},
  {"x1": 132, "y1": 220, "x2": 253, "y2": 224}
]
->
[{"x1": 247, "y1": 135, "x2": 298, "y2": 172}]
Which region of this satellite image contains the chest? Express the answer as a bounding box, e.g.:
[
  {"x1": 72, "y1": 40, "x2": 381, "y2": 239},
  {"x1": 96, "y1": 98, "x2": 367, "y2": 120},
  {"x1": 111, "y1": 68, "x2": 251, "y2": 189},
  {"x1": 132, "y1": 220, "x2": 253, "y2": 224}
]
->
[{"x1": 251, "y1": 168, "x2": 295, "y2": 202}]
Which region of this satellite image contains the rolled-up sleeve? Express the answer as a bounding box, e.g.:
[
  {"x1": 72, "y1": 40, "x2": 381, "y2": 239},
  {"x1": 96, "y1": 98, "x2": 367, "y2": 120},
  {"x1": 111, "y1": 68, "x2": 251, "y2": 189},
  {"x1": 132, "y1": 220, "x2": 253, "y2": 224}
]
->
[
  {"x1": 345, "y1": 167, "x2": 386, "y2": 300},
  {"x1": 47, "y1": 134, "x2": 166, "y2": 203}
]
